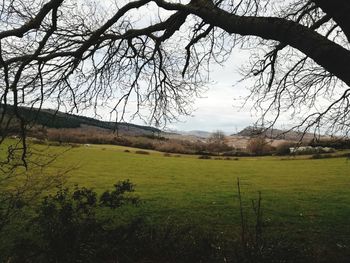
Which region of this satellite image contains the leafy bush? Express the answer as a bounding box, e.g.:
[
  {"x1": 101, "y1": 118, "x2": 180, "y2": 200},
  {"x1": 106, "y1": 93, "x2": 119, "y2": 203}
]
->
[
  {"x1": 100, "y1": 180, "x2": 139, "y2": 208},
  {"x1": 128, "y1": 222, "x2": 222, "y2": 263},
  {"x1": 3, "y1": 182, "x2": 224, "y2": 263},
  {"x1": 1, "y1": 180, "x2": 347, "y2": 263},
  {"x1": 8, "y1": 181, "x2": 140, "y2": 263}
]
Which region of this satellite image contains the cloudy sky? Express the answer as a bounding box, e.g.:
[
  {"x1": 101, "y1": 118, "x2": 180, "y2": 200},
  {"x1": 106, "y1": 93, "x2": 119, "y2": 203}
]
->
[
  {"x1": 166, "y1": 50, "x2": 256, "y2": 134},
  {"x1": 83, "y1": 53, "x2": 260, "y2": 134},
  {"x1": 114, "y1": 49, "x2": 260, "y2": 134},
  {"x1": 94, "y1": 1, "x2": 264, "y2": 133},
  {"x1": 51, "y1": 0, "x2": 293, "y2": 134},
  {"x1": 86, "y1": 41, "x2": 277, "y2": 134}
]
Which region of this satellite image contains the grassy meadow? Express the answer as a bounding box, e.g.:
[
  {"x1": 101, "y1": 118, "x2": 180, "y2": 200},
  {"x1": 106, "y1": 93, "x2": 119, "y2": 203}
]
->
[{"x1": 38, "y1": 143, "x2": 350, "y2": 249}]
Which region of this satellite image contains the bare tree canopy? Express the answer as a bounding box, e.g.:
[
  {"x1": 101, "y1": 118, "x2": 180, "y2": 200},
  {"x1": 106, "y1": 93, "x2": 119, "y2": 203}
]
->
[
  {"x1": 1, "y1": 0, "x2": 350, "y2": 162},
  {"x1": 208, "y1": 130, "x2": 226, "y2": 144}
]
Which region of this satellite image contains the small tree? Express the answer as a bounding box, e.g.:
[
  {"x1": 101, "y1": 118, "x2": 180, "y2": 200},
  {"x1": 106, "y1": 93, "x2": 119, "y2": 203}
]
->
[
  {"x1": 207, "y1": 130, "x2": 230, "y2": 154},
  {"x1": 275, "y1": 142, "x2": 294, "y2": 156},
  {"x1": 208, "y1": 130, "x2": 226, "y2": 144},
  {"x1": 246, "y1": 137, "x2": 271, "y2": 156}
]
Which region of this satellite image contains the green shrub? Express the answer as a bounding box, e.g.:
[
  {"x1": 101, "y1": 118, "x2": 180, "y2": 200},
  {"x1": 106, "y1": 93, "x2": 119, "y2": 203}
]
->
[
  {"x1": 8, "y1": 181, "x2": 140, "y2": 263},
  {"x1": 100, "y1": 180, "x2": 139, "y2": 208}
]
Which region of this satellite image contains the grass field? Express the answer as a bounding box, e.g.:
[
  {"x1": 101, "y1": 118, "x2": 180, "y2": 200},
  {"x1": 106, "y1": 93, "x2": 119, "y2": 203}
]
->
[{"x1": 35, "y1": 143, "x2": 349, "y2": 250}]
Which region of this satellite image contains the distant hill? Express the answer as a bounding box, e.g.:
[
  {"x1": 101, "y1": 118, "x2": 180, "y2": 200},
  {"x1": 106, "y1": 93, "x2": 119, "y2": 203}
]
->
[
  {"x1": 2, "y1": 106, "x2": 326, "y2": 143},
  {"x1": 235, "y1": 126, "x2": 319, "y2": 141},
  {"x1": 175, "y1": 130, "x2": 213, "y2": 138},
  {"x1": 0, "y1": 105, "x2": 162, "y2": 136}
]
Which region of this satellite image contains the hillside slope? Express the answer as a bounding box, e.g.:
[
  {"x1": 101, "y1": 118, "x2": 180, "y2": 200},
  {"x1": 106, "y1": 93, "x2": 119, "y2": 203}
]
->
[
  {"x1": 0, "y1": 105, "x2": 162, "y2": 136},
  {"x1": 236, "y1": 126, "x2": 320, "y2": 141}
]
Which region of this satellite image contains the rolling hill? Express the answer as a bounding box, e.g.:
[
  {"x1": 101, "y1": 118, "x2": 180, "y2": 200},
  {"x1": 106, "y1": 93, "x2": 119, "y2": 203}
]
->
[
  {"x1": 0, "y1": 105, "x2": 162, "y2": 136},
  {"x1": 235, "y1": 126, "x2": 321, "y2": 141}
]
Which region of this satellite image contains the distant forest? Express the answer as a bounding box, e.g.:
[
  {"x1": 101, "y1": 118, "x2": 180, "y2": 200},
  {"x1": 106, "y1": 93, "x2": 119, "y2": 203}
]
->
[{"x1": 0, "y1": 105, "x2": 161, "y2": 132}]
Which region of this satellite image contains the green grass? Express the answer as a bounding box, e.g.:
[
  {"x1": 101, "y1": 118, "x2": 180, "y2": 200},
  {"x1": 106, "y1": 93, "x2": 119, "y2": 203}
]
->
[{"x1": 4, "y1": 142, "x2": 350, "y2": 248}]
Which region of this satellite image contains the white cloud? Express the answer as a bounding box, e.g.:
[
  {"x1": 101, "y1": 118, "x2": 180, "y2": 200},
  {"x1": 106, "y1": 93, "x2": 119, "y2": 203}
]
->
[{"x1": 166, "y1": 49, "x2": 258, "y2": 133}]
